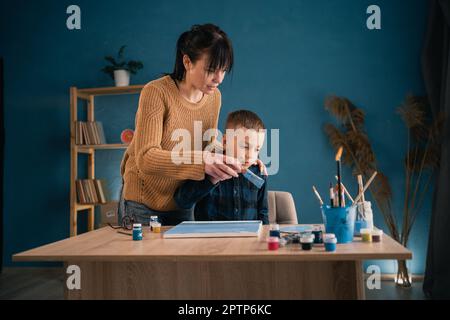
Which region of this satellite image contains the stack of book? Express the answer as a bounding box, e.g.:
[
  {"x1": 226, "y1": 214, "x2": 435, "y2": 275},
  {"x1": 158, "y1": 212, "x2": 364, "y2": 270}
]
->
[
  {"x1": 76, "y1": 179, "x2": 108, "y2": 204},
  {"x1": 75, "y1": 121, "x2": 107, "y2": 145}
]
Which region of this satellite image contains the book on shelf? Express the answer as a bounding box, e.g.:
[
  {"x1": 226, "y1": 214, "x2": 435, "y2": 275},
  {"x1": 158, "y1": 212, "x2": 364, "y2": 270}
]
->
[
  {"x1": 75, "y1": 121, "x2": 107, "y2": 146},
  {"x1": 94, "y1": 180, "x2": 107, "y2": 203},
  {"x1": 87, "y1": 179, "x2": 98, "y2": 203},
  {"x1": 87, "y1": 122, "x2": 96, "y2": 145},
  {"x1": 76, "y1": 179, "x2": 108, "y2": 205},
  {"x1": 75, "y1": 180, "x2": 85, "y2": 203},
  {"x1": 81, "y1": 122, "x2": 90, "y2": 145},
  {"x1": 83, "y1": 179, "x2": 93, "y2": 203},
  {"x1": 85, "y1": 122, "x2": 94, "y2": 145},
  {"x1": 96, "y1": 122, "x2": 107, "y2": 144},
  {"x1": 92, "y1": 122, "x2": 100, "y2": 145}
]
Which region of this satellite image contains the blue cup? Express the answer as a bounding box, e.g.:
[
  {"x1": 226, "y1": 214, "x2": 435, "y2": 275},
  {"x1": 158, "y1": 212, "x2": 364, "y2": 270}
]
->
[{"x1": 321, "y1": 205, "x2": 356, "y2": 244}]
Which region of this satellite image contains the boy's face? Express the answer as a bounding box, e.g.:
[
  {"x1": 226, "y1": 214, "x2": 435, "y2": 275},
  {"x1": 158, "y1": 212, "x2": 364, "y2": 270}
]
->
[{"x1": 223, "y1": 125, "x2": 265, "y2": 170}]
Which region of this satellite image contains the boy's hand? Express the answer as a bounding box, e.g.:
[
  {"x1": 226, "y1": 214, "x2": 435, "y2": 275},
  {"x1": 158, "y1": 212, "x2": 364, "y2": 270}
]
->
[
  {"x1": 255, "y1": 159, "x2": 268, "y2": 176},
  {"x1": 240, "y1": 160, "x2": 267, "y2": 176}
]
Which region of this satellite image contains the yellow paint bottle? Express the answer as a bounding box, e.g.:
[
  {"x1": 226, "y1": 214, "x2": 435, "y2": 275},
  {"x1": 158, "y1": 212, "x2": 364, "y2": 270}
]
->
[
  {"x1": 153, "y1": 222, "x2": 161, "y2": 233},
  {"x1": 360, "y1": 228, "x2": 372, "y2": 242}
]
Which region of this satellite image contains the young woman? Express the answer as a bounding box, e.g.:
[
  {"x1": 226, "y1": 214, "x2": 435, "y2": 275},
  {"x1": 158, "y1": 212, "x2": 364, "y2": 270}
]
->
[{"x1": 119, "y1": 24, "x2": 242, "y2": 226}]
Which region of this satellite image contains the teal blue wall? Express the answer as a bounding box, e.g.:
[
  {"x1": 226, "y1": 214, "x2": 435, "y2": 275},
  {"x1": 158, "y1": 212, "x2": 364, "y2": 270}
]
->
[{"x1": 1, "y1": 0, "x2": 430, "y2": 274}]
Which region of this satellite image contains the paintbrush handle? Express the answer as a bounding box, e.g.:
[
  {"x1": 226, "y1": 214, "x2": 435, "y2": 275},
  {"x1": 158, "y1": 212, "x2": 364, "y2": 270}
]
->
[
  {"x1": 337, "y1": 161, "x2": 342, "y2": 207},
  {"x1": 357, "y1": 175, "x2": 365, "y2": 203},
  {"x1": 354, "y1": 171, "x2": 378, "y2": 204},
  {"x1": 334, "y1": 176, "x2": 354, "y2": 203},
  {"x1": 312, "y1": 186, "x2": 324, "y2": 206}
]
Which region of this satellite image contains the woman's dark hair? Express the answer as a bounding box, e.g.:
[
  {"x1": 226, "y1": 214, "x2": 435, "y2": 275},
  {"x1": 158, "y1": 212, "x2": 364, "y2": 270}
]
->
[{"x1": 170, "y1": 23, "x2": 233, "y2": 81}]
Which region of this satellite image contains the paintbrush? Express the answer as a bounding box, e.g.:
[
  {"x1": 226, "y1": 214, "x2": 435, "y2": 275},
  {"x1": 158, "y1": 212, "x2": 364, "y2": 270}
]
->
[
  {"x1": 334, "y1": 175, "x2": 354, "y2": 203},
  {"x1": 117, "y1": 230, "x2": 132, "y2": 236},
  {"x1": 353, "y1": 171, "x2": 378, "y2": 204},
  {"x1": 357, "y1": 175, "x2": 365, "y2": 219},
  {"x1": 335, "y1": 146, "x2": 344, "y2": 207},
  {"x1": 312, "y1": 186, "x2": 324, "y2": 206},
  {"x1": 329, "y1": 182, "x2": 334, "y2": 207}
]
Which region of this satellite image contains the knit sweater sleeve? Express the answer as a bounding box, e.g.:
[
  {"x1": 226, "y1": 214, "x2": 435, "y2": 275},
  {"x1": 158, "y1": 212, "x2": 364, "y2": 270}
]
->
[
  {"x1": 204, "y1": 89, "x2": 223, "y2": 152},
  {"x1": 134, "y1": 84, "x2": 205, "y2": 180}
]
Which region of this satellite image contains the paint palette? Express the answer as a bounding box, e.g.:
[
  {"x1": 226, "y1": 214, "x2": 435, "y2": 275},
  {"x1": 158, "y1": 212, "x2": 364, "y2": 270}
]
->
[{"x1": 279, "y1": 225, "x2": 313, "y2": 233}]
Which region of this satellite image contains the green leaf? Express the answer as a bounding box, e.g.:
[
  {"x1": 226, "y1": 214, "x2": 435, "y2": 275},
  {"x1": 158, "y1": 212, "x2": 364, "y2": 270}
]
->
[
  {"x1": 127, "y1": 60, "x2": 144, "y2": 74},
  {"x1": 101, "y1": 66, "x2": 115, "y2": 79},
  {"x1": 104, "y1": 56, "x2": 118, "y2": 67},
  {"x1": 118, "y1": 45, "x2": 126, "y2": 60}
]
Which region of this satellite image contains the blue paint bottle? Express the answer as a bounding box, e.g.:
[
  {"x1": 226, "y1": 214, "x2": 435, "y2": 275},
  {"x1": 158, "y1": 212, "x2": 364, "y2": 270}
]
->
[
  {"x1": 133, "y1": 223, "x2": 142, "y2": 241},
  {"x1": 324, "y1": 235, "x2": 337, "y2": 252}
]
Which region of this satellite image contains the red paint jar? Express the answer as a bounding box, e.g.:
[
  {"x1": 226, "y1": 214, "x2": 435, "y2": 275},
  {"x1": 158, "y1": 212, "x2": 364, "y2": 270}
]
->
[{"x1": 267, "y1": 237, "x2": 279, "y2": 250}]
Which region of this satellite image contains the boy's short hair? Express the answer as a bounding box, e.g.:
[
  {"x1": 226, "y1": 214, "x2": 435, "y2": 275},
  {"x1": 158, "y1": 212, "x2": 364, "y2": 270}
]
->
[{"x1": 225, "y1": 110, "x2": 265, "y2": 130}]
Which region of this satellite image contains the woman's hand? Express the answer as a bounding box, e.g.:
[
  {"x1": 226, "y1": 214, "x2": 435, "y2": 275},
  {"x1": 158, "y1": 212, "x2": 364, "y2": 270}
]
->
[
  {"x1": 204, "y1": 152, "x2": 241, "y2": 184},
  {"x1": 241, "y1": 159, "x2": 268, "y2": 176}
]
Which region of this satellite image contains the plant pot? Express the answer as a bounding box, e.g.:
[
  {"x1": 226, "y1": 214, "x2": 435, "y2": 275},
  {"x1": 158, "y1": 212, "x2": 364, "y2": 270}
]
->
[{"x1": 114, "y1": 69, "x2": 130, "y2": 87}]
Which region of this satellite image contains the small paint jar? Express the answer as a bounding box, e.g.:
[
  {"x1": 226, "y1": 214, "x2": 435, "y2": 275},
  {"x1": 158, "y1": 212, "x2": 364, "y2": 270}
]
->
[
  {"x1": 324, "y1": 237, "x2": 337, "y2": 252},
  {"x1": 292, "y1": 234, "x2": 301, "y2": 244},
  {"x1": 150, "y1": 216, "x2": 159, "y2": 231},
  {"x1": 132, "y1": 223, "x2": 142, "y2": 241},
  {"x1": 269, "y1": 224, "x2": 280, "y2": 238},
  {"x1": 371, "y1": 229, "x2": 383, "y2": 242},
  {"x1": 300, "y1": 234, "x2": 314, "y2": 250},
  {"x1": 279, "y1": 237, "x2": 288, "y2": 247},
  {"x1": 267, "y1": 237, "x2": 279, "y2": 250},
  {"x1": 312, "y1": 226, "x2": 323, "y2": 244},
  {"x1": 361, "y1": 228, "x2": 372, "y2": 242},
  {"x1": 324, "y1": 233, "x2": 336, "y2": 242},
  {"x1": 153, "y1": 222, "x2": 161, "y2": 233}
]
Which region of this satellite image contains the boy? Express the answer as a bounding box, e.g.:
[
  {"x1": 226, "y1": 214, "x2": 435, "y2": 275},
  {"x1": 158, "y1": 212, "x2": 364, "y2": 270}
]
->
[{"x1": 174, "y1": 110, "x2": 269, "y2": 224}]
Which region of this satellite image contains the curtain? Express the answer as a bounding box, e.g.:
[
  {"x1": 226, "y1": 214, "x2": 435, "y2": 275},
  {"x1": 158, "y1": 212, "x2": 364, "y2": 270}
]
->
[{"x1": 422, "y1": 0, "x2": 450, "y2": 299}]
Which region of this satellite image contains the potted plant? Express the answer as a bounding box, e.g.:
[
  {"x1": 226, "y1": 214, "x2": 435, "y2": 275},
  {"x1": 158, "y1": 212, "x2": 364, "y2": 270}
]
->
[{"x1": 101, "y1": 45, "x2": 143, "y2": 87}]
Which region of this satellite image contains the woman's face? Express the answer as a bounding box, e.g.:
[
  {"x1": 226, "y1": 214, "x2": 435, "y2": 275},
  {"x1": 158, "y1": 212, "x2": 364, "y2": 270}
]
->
[{"x1": 183, "y1": 53, "x2": 226, "y2": 95}]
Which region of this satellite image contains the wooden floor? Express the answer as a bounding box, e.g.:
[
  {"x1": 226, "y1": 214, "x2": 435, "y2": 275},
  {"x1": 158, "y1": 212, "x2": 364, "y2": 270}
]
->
[
  {"x1": 0, "y1": 268, "x2": 64, "y2": 300},
  {"x1": 0, "y1": 267, "x2": 425, "y2": 300}
]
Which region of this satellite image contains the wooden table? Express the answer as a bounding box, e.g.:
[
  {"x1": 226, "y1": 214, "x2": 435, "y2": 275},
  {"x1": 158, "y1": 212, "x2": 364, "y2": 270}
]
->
[{"x1": 13, "y1": 225, "x2": 411, "y2": 300}]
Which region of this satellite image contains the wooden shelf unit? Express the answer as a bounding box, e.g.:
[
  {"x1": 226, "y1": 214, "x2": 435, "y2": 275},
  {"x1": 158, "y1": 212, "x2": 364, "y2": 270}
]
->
[{"x1": 70, "y1": 84, "x2": 144, "y2": 236}]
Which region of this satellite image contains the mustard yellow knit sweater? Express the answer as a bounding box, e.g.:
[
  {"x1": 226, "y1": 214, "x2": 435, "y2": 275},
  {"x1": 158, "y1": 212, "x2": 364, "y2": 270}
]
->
[{"x1": 120, "y1": 75, "x2": 221, "y2": 211}]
